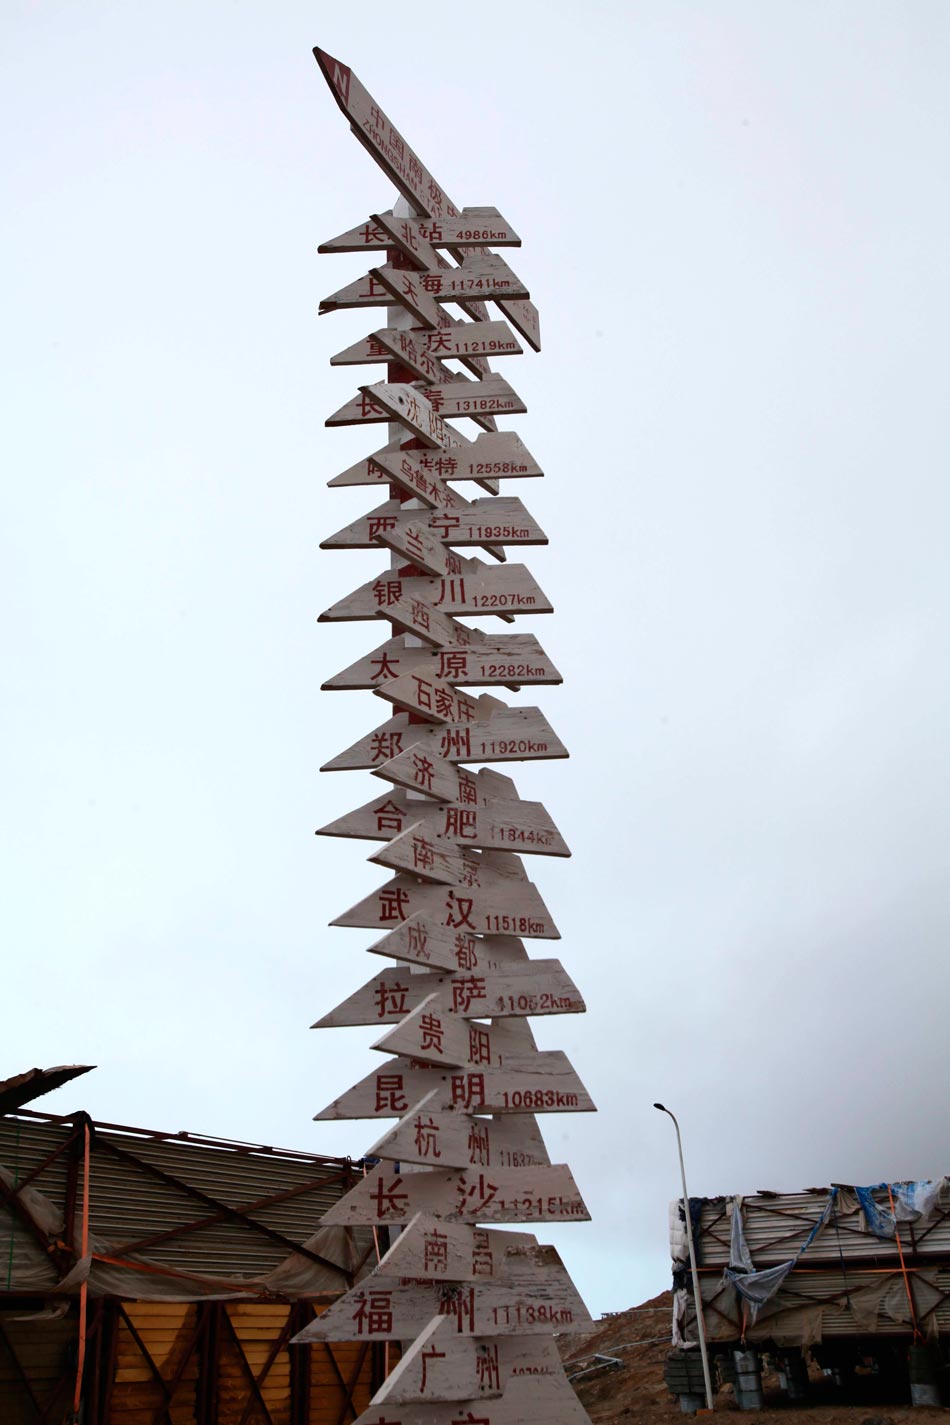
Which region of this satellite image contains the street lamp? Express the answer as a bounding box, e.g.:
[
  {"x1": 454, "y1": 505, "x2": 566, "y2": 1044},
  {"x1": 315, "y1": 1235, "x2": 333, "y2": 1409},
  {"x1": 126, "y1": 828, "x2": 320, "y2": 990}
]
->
[{"x1": 654, "y1": 1102, "x2": 714, "y2": 1411}]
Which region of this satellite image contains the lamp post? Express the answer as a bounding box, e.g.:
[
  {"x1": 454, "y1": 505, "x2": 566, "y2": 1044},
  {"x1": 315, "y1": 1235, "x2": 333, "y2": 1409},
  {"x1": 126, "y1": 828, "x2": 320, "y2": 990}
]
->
[{"x1": 654, "y1": 1102, "x2": 715, "y2": 1411}]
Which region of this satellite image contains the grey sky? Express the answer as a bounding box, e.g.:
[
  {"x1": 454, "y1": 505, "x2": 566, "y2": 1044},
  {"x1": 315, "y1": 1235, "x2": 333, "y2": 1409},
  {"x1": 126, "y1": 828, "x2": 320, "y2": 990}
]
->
[{"x1": 3, "y1": 1, "x2": 949, "y2": 1312}]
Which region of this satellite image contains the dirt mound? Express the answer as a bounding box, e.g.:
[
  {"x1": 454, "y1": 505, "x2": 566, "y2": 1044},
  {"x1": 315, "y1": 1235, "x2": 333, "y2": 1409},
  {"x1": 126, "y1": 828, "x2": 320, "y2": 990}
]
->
[
  {"x1": 560, "y1": 1289, "x2": 675, "y2": 1422},
  {"x1": 559, "y1": 1292, "x2": 948, "y2": 1425}
]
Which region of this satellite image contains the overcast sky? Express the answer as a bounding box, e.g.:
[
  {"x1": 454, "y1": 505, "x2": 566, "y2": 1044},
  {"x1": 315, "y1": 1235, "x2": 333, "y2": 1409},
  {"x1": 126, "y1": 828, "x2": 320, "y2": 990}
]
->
[{"x1": 3, "y1": 1, "x2": 949, "y2": 1314}]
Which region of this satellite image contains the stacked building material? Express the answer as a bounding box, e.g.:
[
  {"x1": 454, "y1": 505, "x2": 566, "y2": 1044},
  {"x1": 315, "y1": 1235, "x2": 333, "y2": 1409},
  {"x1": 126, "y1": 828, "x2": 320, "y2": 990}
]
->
[{"x1": 672, "y1": 1179, "x2": 950, "y2": 1350}]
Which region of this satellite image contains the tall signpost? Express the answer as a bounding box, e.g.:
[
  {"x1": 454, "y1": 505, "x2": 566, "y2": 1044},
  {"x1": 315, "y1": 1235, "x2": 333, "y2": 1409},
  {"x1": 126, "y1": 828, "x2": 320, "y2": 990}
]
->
[{"x1": 297, "y1": 47, "x2": 595, "y2": 1425}]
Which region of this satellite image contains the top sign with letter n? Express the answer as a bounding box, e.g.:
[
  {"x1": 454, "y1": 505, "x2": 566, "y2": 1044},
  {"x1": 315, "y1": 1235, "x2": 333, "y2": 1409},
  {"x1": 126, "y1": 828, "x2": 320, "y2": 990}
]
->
[{"x1": 303, "y1": 44, "x2": 594, "y2": 1422}]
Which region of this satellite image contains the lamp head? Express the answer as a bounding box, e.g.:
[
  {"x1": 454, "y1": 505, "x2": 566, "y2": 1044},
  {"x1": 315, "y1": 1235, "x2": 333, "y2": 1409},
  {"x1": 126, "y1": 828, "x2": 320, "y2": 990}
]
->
[{"x1": 653, "y1": 1102, "x2": 667, "y2": 1112}]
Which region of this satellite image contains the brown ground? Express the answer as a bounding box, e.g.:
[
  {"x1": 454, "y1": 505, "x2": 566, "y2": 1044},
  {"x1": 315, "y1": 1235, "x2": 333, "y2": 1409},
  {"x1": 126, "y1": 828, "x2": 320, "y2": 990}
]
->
[{"x1": 559, "y1": 1292, "x2": 949, "y2": 1425}]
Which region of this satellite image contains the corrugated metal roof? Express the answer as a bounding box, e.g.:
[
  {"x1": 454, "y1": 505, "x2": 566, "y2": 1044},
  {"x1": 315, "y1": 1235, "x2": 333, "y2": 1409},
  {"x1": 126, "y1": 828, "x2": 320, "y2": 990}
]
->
[
  {"x1": 695, "y1": 1185, "x2": 950, "y2": 1268},
  {"x1": 0, "y1": 1109, "x2": 372, "y2": 1296}
]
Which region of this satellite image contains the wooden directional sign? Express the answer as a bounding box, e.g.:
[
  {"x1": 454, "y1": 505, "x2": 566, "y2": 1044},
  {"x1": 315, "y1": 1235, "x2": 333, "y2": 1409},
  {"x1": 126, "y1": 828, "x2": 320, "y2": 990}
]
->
[
  {"x1": 369, "y1": 209, "x2": 441, "y2": 271},
  {"x1": 298, "y1": 1253, "x2": 588, "y2": 1347},
  {"x1": 372, "y1": 1323, "x2": 566, "y2": 1405},
  {"x1": 313, "y1": 1050, "x2": 595, "y2": 1120},
  {"x1": 331, "y1": 322, "x2": 522, "y2": 377},
  {"x1": 367, "y1": 1100, "x2": 552, "y2": 1170},
  {"x1": 364, "y1": 917, "x2": 529, "y2": 974},
  {"x1": 358, "y1": 796, "x2": 569, "y2": 861},
  {"x1": 323, "y1": 707, "x2": 567, "y2": 774},
  {"x1": 354, "y1": 1373, "x2": 592, "y2": 1425},
  {"x1": 319, "y1": 1162, "x2": 589, "y2": 1229},
  {"x1": 320, "y1": 559, "x2": 551, "y2": 623},
  {"x1": 371, "y1": 996, "x2": 505, "y2": 1068},
  {"x1": 371, "y1": 262, "x2": 443, "y2": 329},
  {"x1": 356, "y1": 382, "x2": 454, "y2": 446},
  {"x1": 375, "y1": 521, "x2": 457, "y2": 579},
  {"x1": 321, "y1": 256, "x2": 529, "y2": 321},
  {"x1": 328, "y1": 431, "x2": 543, "y2": 490},
  {"x1": 317, "y1": 784, "x2": 568, "y2": 851},
  {"x1": 298, "y1": 1256, "x2": 588, "y2": 1336},
  {"x1": 368, "y1": 1001, "x2": 551, "y2": 1073},
  {"x1": 312, "y1": 959, "x2": 583, "y2": 1029},
  {"x1": 373, "y1": 673, "x2": 479, "y2": 725},
  {"x1": 377, "y1": 600, "x2": 470, "y2": 650},
  {"x1": 372, "y1": 744, "x2": 468, "y2": 802},
  {"x1": 378, "y1": 1217, "x2": 537, "y2": 1282},
  {"x1": 330, "y1": 872, "x2": 559, "y2": 940},
  {"x1": 321, "y1": 498, "x2": 546, "y2": 554},
  {"x1": 321, "y1": 635, "x2": 561, "y2": 693},
  {"x1": 319, "y1": 208, "x2": 522, "y2": 255},
  {"x1": 370, "y1": 825, "x2": 469, "y2": 886}
]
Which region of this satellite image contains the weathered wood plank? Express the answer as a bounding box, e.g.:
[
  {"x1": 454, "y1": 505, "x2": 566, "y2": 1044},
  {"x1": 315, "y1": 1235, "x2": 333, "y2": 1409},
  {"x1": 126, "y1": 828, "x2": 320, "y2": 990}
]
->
[
  {"x1": 371, "y1": 741, "x2": 462, "y2": 801},
  {"x1": 368, "y1": 1098, "x2": 550, "y2": 1170},
  {"x1": 321, "y1": 634, "x2": 561, "y2": 692},
  {"x1": 330, "y1": 321, "x2": 522, "y2": 375},
  {"x1": 371, "y1": 261, "x2": 443, "y2": 328},
  {"x1": 323, "y1": 707, "x2": 568, "y2": 773},
  {"x1": 301, "y1": 1252, "x2": 588, "y2": 1345},
  {"x1": 319, "y1": 209, "x2": 521, "y2": 255},
  {"x1": 313, "y1": 1050, "x2": 595, "y2": 1119},
  {"x1": 329, "y1": 372, "x2": 517, "y2": 434},
  {"x1": 370, "y1": 209, "x2": 441, "y2": 270},
  {"x1": 337, "y1": 445, "x2": 466, "y2": 509},
  {"x1": 319, "y1": 1162, "x2": 589, "y2": 1228},
  {"x1": 312, "y1": 959, "x2": 583, "y2": 1028},
  {"x1": 379, "y1": 1216, "x2": 537, "y2": 1281},
  {"x1": 373, "y1": 673, "x2": 480, "y2": 725},
  {"x1": 371, "y1": 995, "x2": 505, "y2": 1067},
  {"x1": 374, "y1": 520, "x2": 456, "y2": 578},
  {"x1": 369, "y1": 825, "x2": 469, "y2": 885},
  {"x1": 422, "y1": 375, "x2": 525, "y2": 420},
  {"x1": 330, "y1": 872, "x2": 559, "y2": 940},
  {"x1": 372, "y1": 1323, "x2": 565, "y2": 1406},
  {"x1": 365, "y1": 916, "x2": 528, "y2": 974},
  {"x1": 313, "y1": 47, "x2": 541, "y2": 349},
  {"x1": 364, "y1": 1371, "x2": 592, "y2": 1423},
  {"x1": 368, "y1": 998, "x2": 559, "y2": 1067},
  {"x1": 357, "y1": 382, "x2": 454, "y2": 447},
  {"x1": 377, "y1": 598, "x2": 470, "y2": 649},
  {"x1": 321, "y1": 498, "x2": 546, "y2": 554},
  {"x1": 320, "y1": 256, "x2": 529, "y2": 320},
  {"x1": 328, "y1": 432, "x2": 542, "y2": 489},
  {"x1": 319, "y1": 560, "x2": 552, "y2": 622}
]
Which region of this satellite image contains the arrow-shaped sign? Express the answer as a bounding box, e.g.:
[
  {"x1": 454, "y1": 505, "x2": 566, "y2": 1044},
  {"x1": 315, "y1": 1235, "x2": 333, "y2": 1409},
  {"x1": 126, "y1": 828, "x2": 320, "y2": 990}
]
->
[
  {"x1": 313, "y1": 1051, "x2": 594, "y2": 1119},
  {"x1": 323, "y1": 707, "x2": 568, "y2": 774},
  {"x1": 320, "y1": 209, "x2": 522, "y2": 255},
  {"x1": 371, "y1": 995, "x2": 506, "y2": 1067},
  {"x1": 331, "y1": 321, "x2": 522, "y2": 379},
  {"x1": 365, "y1": 916, "x2": 528, "y2": 974},
  {"x1": 378, "y1": 1216, "x2": 537, "y2": 1282},
  {"x1": 319, "y1": 1162, "x2": 589, "y2": 1228},
  {"x1": 321, "y1": 634, "x2": 560, "y2": 693},
  {"x1": 318, "y1": 787, "x2": 570, "y2": 858},
  {"x1": 328, "y1": 432, "x2": 542, "y2": 491},
  {"x1": 367, "y1": 1096, "x2": 551, "y2": 1170},
  {"x1": 320, "y1": 559, "x2": 551, "y2": 623},
  {"x1": 312, "y1": 959, "x2": 583, "y2": 1029},
  {"x1": 321, "y1": 497, "x2": 546, "y2": 554},
  {"x1": 370, "y1": 1321, "x2": 566, "y2": 1406},
  {"x1": 321, "y1": 256, "x2": 530, "y2": 319},
  {"x1": 330, "y1": 872, "x2": 559, "y2": 940}
]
